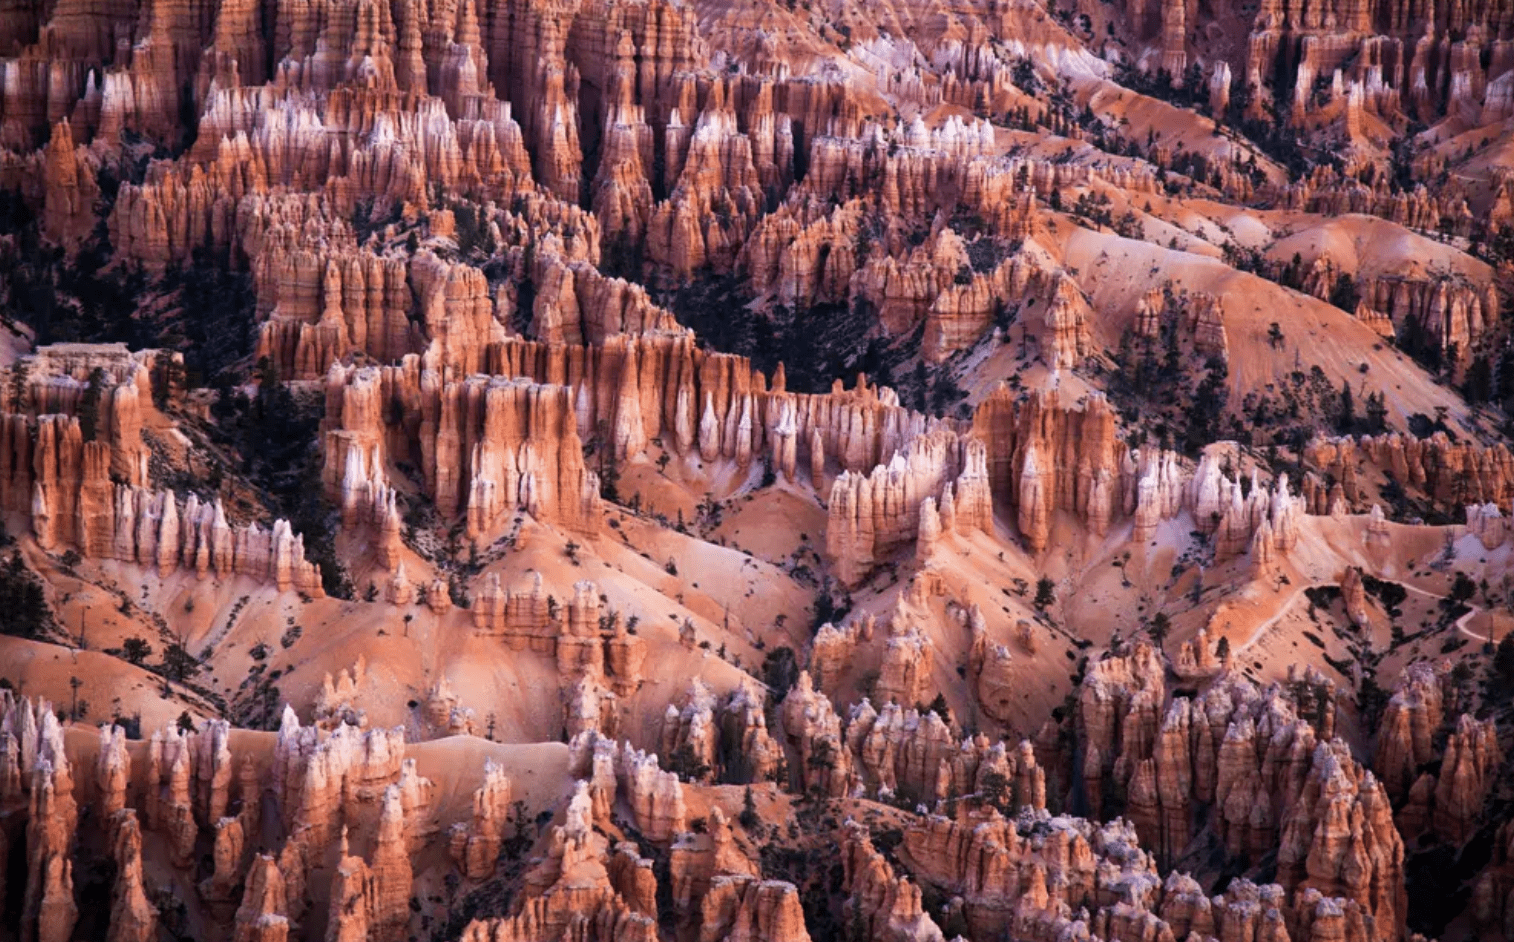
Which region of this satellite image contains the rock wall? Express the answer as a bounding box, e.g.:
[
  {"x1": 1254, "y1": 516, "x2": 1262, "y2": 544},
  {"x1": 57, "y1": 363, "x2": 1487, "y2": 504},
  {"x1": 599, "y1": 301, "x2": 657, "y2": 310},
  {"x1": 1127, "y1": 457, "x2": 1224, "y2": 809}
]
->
[
  {"x1": 1137, "y1": 0, "x2": 1514, "y2": 129},
  {"x1": 778, "y1": 668, "x2": 1048, "y2": 809},
  {"x1": 473, "y1": 576, "x2": 646, "y2": 699},
  {"x1": 1030, "y1": 641, "x2": 1415, "y2": 941},
  {"x1": 971, "y1": 386, "x2": 1134, "y2": 552},
  {"x1": 1304, "y1": 432, "x2": 1514, "y2": 516},
  {"x1": 0, "y1": 345, "x2": 325, "y2": 593},
  {"x1": 321, "y1": 359, "x2": 603, "y2": 543},
  {"x1": 826, "y1": 430, "x2": 991, "y2": 586}
]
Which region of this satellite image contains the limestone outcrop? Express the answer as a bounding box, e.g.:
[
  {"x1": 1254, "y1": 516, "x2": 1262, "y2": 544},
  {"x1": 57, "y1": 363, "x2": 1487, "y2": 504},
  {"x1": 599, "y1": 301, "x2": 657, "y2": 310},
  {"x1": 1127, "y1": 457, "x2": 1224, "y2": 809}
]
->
[
  {"x1": 322, "y1": 361, "x2": 603, "y2": 541},
  {"x1": 1431, "y1": 714, "x2": 1501, "y2": 845},
  {"x1": 841, "y1": 822, "x2": 945, "y2": 942},
  {"x1": 0, "y1": 694, "x2": 487, "y2": 942},
  {"x1": 234, "y1": 856, "x2": 291, "y2": 942},
  {"x1": 696, "y1": 876, "x2": 812, "y2": 942},
  {"x1": 1374, "y1": 662, "x2": 1443, "y2": 802},
  {"x1": 3, "y1": 3, "x2": 1512, "y2": 941},
  {"x1": 106, "y1": 811, "x2": 157, "y2": 942}
]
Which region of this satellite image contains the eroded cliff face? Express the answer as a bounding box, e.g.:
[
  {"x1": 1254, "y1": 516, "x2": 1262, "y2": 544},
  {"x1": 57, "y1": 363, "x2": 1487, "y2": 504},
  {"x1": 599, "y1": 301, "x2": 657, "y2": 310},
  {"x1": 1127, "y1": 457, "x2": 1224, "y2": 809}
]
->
[
  {"x1": 1374, "y1": 663, "x2": 1502, "y2": 849},
  {"x1": 0, "y1": 345, "x2": 326, "y2": 592},
  {"x1": 321, "y1": 358, "x2": 603, "y2": 543},
  {"x1": 911, "y1": 641, "x2": 1412, "y2": 942},
  {"x1": 3, "y1": 0, "x2": 1514, "y2": 941},
  {"x1": 1304, "y1": 433, "x2": 1514, "y2": 520},
  {"x1": 320, "y1": 329, "x2": 1015, "y2": 587},
  {"x1": 0, "y1": 691, "x2": 799, "y2": 942}
]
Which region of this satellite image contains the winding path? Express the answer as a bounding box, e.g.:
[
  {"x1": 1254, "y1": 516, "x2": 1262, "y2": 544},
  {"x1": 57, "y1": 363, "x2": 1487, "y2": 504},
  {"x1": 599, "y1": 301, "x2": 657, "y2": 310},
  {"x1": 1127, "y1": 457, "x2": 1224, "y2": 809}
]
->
[
  {"x1": 1399, "y1": 581, "x2": 1484, "y2": 641},
  {"x1": 1232, "y1": 580, "x2": 1483, "y2": 655},
  {"x1": 1234, "y1": 585, "x2": 1311, "y2": 654}
]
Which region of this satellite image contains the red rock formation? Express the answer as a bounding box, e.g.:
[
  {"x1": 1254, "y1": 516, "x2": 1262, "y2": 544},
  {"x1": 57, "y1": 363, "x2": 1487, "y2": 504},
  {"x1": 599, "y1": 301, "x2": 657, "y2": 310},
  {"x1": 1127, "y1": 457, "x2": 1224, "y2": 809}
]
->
[
  {"x1": 370, "y1": 786, "x2": 414, "y2": 942},
  {"x1": 968, "y1": 606, "x2": 1019, "y2": 723},
  {"x1": 1186, "y1": 449, "x2": 1305, "y2": 562},
  {"x1": 827, "y1": 432, "x2": 990, "y2": 586},
  {"x1": 971, "y1": 386, "x2": 1135, "y2": 552},
  {"x1": 841, "y1": 822, "x2": 944, "y2": 942},
  {"x1": 1360, "y1": 275, "x2": 1496, "y2": 356},
  {"x1": 696, "y1": 876, "x2": 812, "y2": 942},
  {"x1": 254, "y1": 247, "x2": 418, "y2": 380},
  {"x1": 778, "y1": 672, "x2": 855, "y2": 798},
  {"x1": 618, "y1": 746, "x2": 685, "y2": 841},
  {"x1": 106, "y1": 811, "x2": 157, "y2": 942},
  {"x1": 1276, "y1": 741, "x2": 1406, "y2": 940},
  {"x1": 873, "y1": 618, "x2": 934, "y2": 709},
  {"x1": 1304, "y1": 432, "x2": 1514, "y2": 517},
  {"x1": 646, "y1": 104, "x2": 765, "y2": 285},
  {"x1": 661, "y1": 681, "x2": 719, "y2": 784},
  {"x1": 810, "y1": 618, "x2": 873, "y2": 691},
  {"x1": 328, "y1": 833, "x2": 378, "y2": 942},
  {"x1": 901, "y1": 804, "x2": 1160, "y2": 940},
  {"x1": 322, "y1": 361, "x2": 602, "y2": 541},
  {"x1": 202, "y1": 815, "x2": 247, "y2": 902},
  {"x1": 670, "y1": 806, "x2": 758, "y2": 916},
  {"x1": 0, "y1": 345, "x2": 324, "y2": 593},
  {"x1": 1432, "y1": 714, "x2": 1500, "y2": 844},
  {"x1": 449, "y1": 760, "x2": 514, "y2": 880},
  {"x1": 1467, "y1": 502, "x2": 1510, "y2": 549},
  {"x1": 459, "y1": 782, "x2": 658, "y2": 942},
  {"x1": 1374, "y1": 662, "x2": 1442, "y2": 801},
  {"x1": 39, "y1": 119, "x2": 97, "y2": 250},
  {"x1": 234, "y1": 856, "x2": 291, "y2": 942}
]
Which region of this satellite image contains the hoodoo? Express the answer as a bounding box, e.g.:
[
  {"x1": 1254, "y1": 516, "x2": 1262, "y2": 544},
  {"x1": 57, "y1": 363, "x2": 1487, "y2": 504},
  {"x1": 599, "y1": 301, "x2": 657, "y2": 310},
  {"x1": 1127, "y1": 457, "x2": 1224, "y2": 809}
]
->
[{"x1": 0, "y1": 0, "x2": 1510, "y2": 940}]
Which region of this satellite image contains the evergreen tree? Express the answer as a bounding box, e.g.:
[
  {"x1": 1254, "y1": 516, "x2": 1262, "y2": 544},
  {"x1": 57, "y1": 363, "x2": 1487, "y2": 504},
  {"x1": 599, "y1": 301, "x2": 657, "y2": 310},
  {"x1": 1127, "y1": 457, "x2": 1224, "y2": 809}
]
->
[
  {"x1": 0, "y1": 550, "x2": 53, "y2": 640},
  {"x1": 1328, "y1": 272, "x2": 1359, "y2": 313},
  {"x1": 1493, "y1": 634, "x2": 1514, "y2": 701},
  {"x1": 77, "y1": 367, "x2": 106, "y2": 442},
  {"x1": 739, "y1": 787, "x2": 760, "y2": 829},
  {"x1": 1338, "y1": 380, "x2": 1355, "y2": 433},
  {"x1": 160, "y1": 643, "x2": 201, "y2": 683},
  {"x1": 121, "y1": 637, "x2": 152, "y2": 665},
  {"x1": 1034, "y1": 577, "x2": 1056, "y2": 611},
  {"x1": 1463, "y1": 355, "x2": 1493, "y2": 403},
  {"x1": 1364, "y1": 391, "x2": 1388, "y2": 433}
]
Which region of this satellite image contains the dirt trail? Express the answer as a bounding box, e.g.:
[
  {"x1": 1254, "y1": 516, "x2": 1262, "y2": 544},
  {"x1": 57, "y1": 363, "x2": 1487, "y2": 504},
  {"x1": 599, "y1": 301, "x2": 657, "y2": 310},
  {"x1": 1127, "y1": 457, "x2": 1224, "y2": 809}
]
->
[{"x1": 1233, "y1": 580, "x2": 1482, "y2": 655}]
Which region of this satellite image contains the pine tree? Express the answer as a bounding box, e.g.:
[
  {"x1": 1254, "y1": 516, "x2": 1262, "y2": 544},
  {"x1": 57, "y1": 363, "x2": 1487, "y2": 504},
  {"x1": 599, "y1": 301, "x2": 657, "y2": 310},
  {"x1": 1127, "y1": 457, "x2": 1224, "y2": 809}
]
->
[
  {"x1": 1034, "y1": 577, "x2": 1056, "y2": 611},
  {"x1": 1365, "y1": 391, "x2": 1388, "y2": 433},
  {"x1": 121, "y1": 637, "x2": 152, "y2": 665},
  {"x1": 1338, "y1": 380, "x2": 1355, "y2": 433},
  {"x1": 77, "y1": 367, "x2": 106, "y2": 442},
  {"x1": 1493, "y1": 635, "x2": 1514, "y2": 701},
  {"x1": 1463, "y1": 355, "x2": 1493, "y2": 403},
  {"x1": 739, "y1": 787, "x2": 760, "y2": 830}
]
